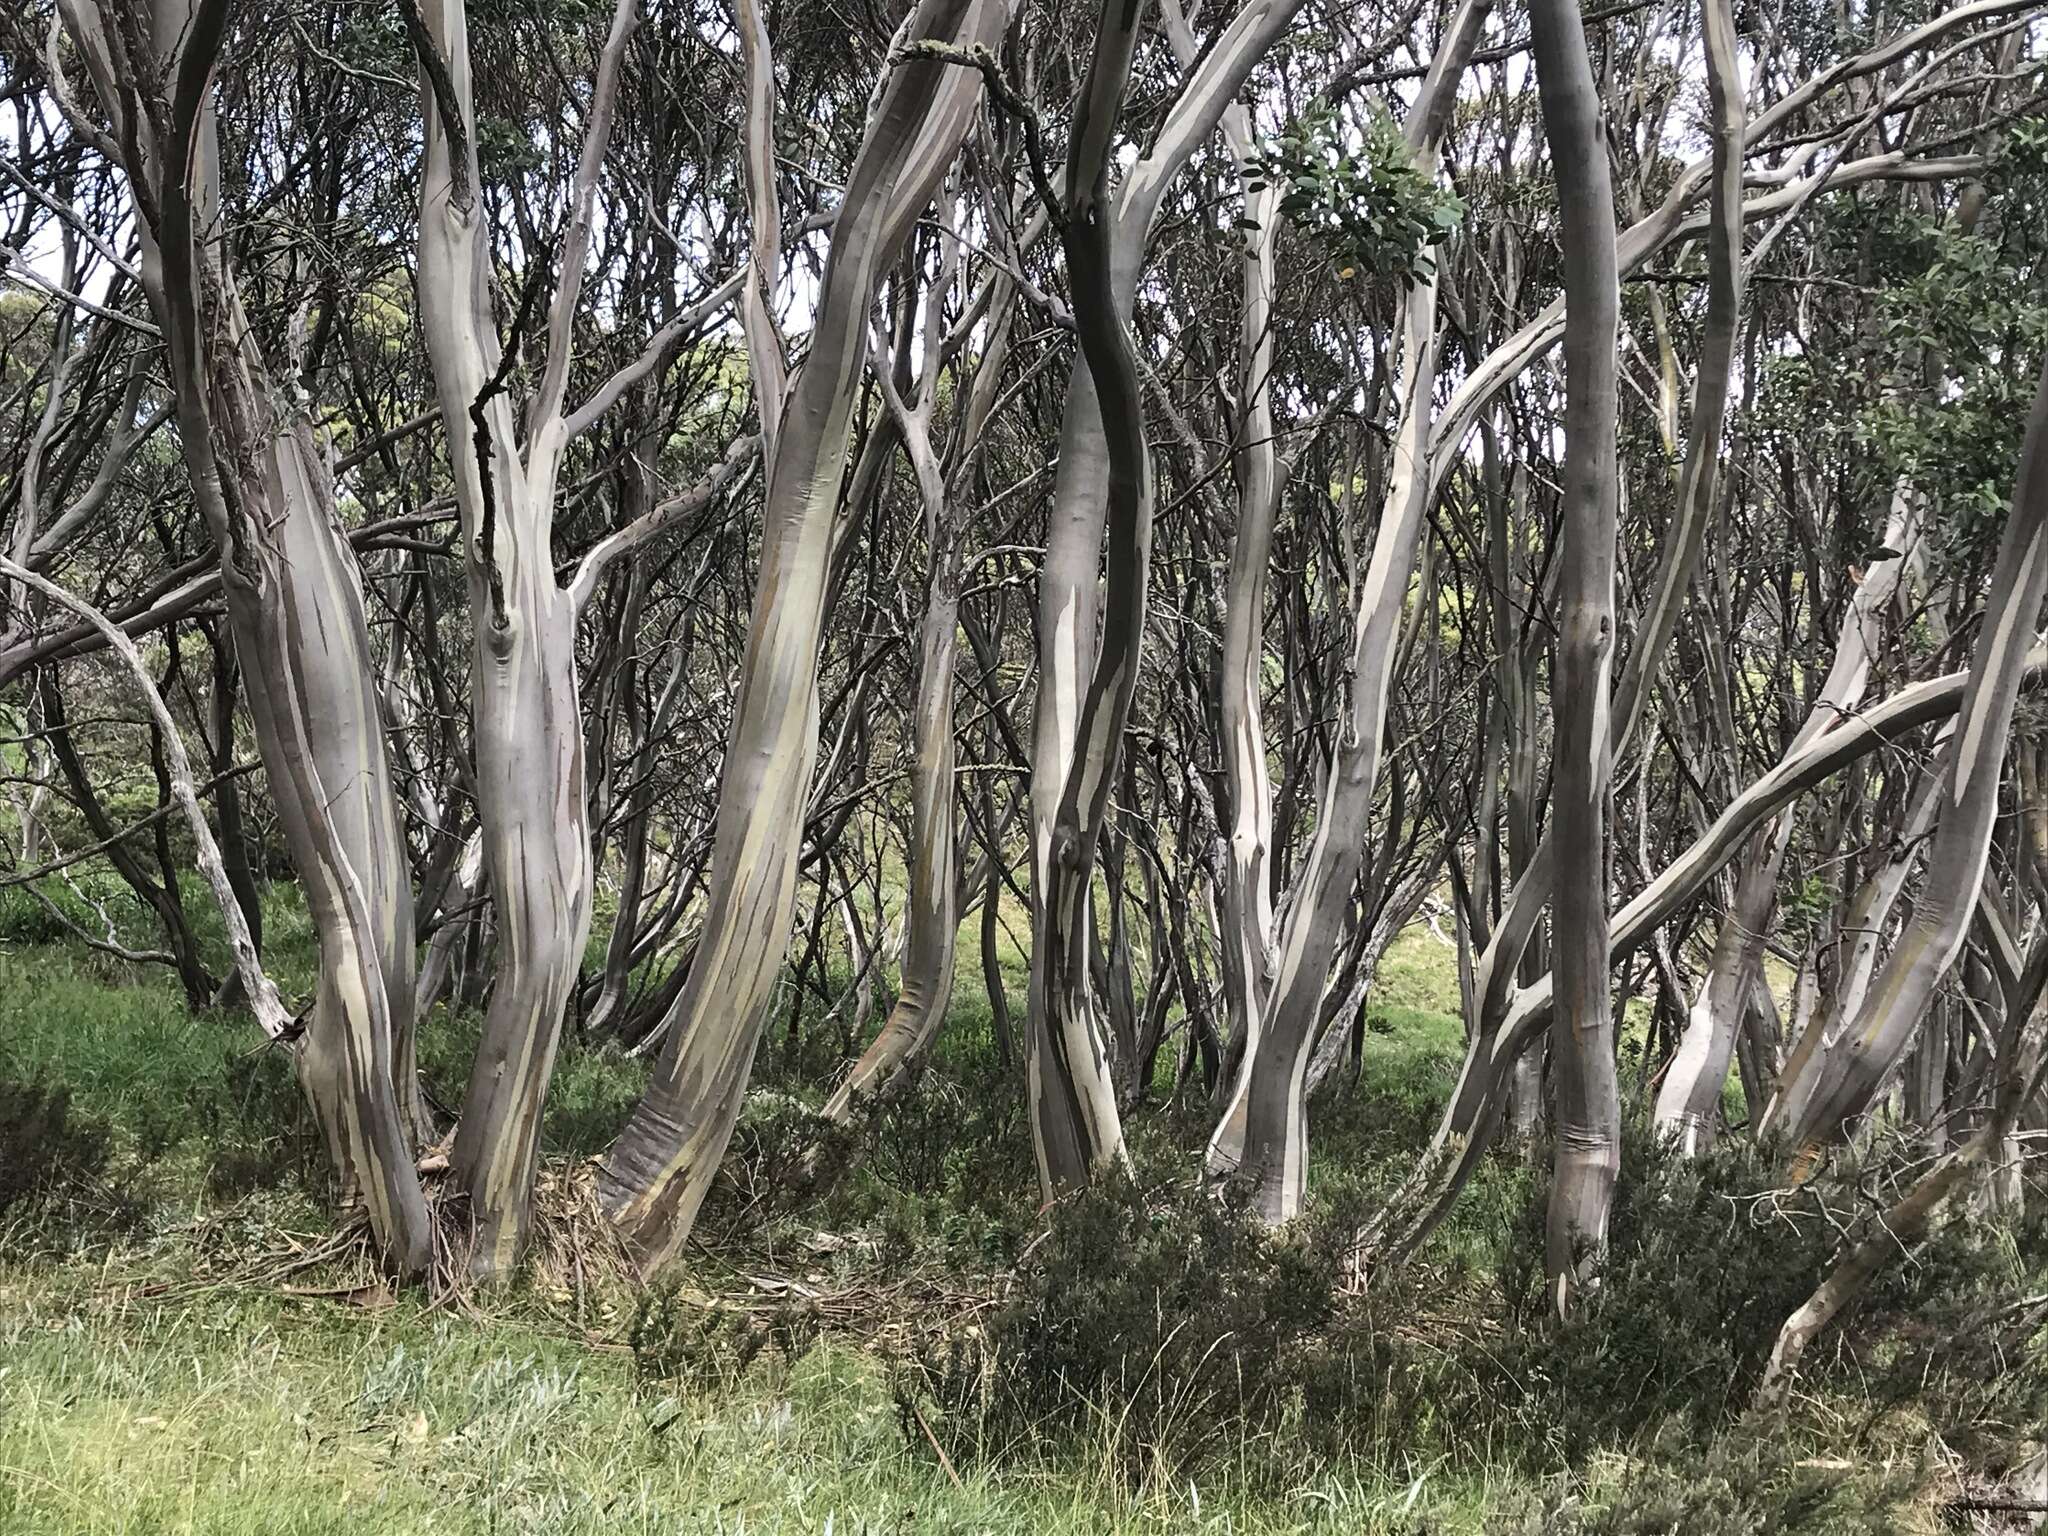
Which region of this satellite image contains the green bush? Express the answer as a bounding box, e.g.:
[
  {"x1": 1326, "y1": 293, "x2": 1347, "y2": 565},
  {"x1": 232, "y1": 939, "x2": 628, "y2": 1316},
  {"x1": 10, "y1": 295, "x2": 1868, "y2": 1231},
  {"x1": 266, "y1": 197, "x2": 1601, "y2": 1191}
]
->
[
  {"x1": 1485, "y1": 1127, "x2": 1834, "y2": 1461},
  {"x1": 629, "y1": 1281, "x2": 820, "y2": 1388},
  {"x1": 0, "y1": 1076, "x2": 113, "y2": 1215}
]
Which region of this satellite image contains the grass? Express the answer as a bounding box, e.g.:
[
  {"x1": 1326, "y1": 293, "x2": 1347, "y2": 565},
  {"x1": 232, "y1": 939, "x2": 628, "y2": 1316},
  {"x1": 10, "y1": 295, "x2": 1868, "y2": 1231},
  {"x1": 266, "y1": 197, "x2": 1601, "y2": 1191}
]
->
[
  {"x1": 0, "y1": 1267, "x2": 1521, "y2": 1534},
  {"x1": 5, "y1": 871, "x2": 2034, "y2": 1534},
  {"x1": 0, "y1": 877, "x2": 1505, "y2": 1533}
]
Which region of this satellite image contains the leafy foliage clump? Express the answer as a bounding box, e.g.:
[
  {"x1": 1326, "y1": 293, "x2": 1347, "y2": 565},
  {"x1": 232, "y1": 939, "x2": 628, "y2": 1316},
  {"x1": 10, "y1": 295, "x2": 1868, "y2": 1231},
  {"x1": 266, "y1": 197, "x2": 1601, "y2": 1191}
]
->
[
  {"x1": 1484, "y1": 1123, "x2": 2048, "y2": 1472},
  {"x1": 1244, "y1": 102, "x2": 1463, "y2": 284}
]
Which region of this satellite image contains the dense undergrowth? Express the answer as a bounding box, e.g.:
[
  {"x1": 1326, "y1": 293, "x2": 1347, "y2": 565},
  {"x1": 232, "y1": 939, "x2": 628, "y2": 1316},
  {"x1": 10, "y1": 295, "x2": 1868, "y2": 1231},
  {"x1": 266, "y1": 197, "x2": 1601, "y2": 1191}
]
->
[{"x1": 2, "y1": 879, "x2": 2044, "y2": 1532}]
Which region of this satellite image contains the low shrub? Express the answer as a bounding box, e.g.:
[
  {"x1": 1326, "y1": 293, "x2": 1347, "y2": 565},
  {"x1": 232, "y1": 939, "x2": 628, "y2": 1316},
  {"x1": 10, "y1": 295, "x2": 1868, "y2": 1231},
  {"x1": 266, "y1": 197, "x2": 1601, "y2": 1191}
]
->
[
  {"x1": 0, "y1": 1076, "x2": 115, "y2": 1215},
  {"x1": 1487, "y1": 1419, "x2": 1921, "y2": 1535},
  {"x1": 629, "y1": 1280, "x2": 820, "y2": 1388},
  {"x1": 903, "y1": 1170, "x2": 1367, "y2": 1481}
]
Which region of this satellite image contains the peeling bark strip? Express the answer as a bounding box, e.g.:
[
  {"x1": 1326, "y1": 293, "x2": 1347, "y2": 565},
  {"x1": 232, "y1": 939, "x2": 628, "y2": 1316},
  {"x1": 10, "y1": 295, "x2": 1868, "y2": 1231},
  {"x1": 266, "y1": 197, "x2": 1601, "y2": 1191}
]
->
[
  {"x1": 1206, "y1": 0, "x2": 1491, "y2": 1222},
  {"x1": 411, "y1": 0, "x2": 644, "y2": 1278},
  {"x1": 1527, "y1": 0, "x2": 1622, "y2": 1314},
  {"x1": 1787, "y1": 355, "x2": 2048, "y2": 1172},
  {"x1": 62, "y1": 0, "x2": 431, "y2": 1275},
  {"x1": 599, "y1": 0, "x2": 1015, "y2": 1276}
]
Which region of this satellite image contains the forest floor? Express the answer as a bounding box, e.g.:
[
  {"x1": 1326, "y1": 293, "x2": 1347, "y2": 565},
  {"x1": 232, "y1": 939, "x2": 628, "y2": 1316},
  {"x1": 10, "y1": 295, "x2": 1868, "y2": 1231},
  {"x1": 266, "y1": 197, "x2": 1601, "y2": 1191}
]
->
[{"x1": 2, "y1": 881, "x2": 2041, "y2": 1534}]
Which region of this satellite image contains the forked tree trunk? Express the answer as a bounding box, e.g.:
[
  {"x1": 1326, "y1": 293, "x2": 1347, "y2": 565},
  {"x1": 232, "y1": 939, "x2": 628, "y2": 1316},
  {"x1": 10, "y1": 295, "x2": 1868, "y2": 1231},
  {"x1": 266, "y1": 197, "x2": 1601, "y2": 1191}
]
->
[
  {"x1": 1205, "y1": 0, "x2": 1491, "y2": 1221},
  {"x1": 1027, "y1": 0, "x2": 1156, "y2": 1194},
  {"x1": 598, "y1": 0, "x2": 1013, "y2": 1273},
  {"x1": 1023, "y1": 0, "x2": 1313, "y2": 1198},
  {"x1": 62, "y1": 0, "x2": 430, "y2": 1274},
  {"x1": 819, "y1": 260, "x2": 1017, "y2": 1124},
  {"x1": 411, "y1": 0, "x2": 648, "y2": 1275},
  {"x1": 1210, "y1": 81, "x2": 1283, "y2": 1148}
]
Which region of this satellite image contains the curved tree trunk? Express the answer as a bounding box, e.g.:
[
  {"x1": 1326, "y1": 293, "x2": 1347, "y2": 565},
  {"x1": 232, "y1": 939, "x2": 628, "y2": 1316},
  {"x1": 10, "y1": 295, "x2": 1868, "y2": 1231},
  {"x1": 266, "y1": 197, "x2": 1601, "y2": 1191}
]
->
[
  {"x1": 598, "y1": 0, "x2": 1013, "y2": 1274},
  {"x1": 410, "y1": 0, "x2": 656, "y2": 1275},
  {"x1": 62, "y1": 0, "x2": 430, "y2": 1275},
  {"x1": 1027, "y1": 0, "x2": 1156, "y2": 1195},
  {"x1": 1206, "y1": 0, "x2": 1492, "y2": 1221},
  {"x1": 1024, "y1": 0, "x2": 1314, "y2": 1199}
]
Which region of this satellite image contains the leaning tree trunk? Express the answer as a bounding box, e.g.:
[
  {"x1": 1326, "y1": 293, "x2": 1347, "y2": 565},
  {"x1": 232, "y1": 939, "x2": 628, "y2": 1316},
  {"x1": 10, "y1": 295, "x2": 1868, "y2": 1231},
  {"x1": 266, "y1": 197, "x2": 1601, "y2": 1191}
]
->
[
  {"x1": 598, "y1": 0, "x2": 1013, "y2": 1274},
  {"x1": 62, "y1": 0, "x2": 430, "y2": 1274},
  {"x1": 1759, "y1": 884, "x2": 2048, "y2": 1405},
  {"x1": 1205, "y1": 0, "x2": 1491, "y2": 1222},
  {"x1": 1787, "y1": 355, "x2": 2048, "y2": 1172},
  {"x1": 818, "y1": 575, "x2": 961, "y2": 1121},
  {"x1": 1760, "y1": 735, "x2": 1945, "y2": 1139},
  {"x1": 1528, "y1": 0, "x2": 1622, "y2": 1311}
]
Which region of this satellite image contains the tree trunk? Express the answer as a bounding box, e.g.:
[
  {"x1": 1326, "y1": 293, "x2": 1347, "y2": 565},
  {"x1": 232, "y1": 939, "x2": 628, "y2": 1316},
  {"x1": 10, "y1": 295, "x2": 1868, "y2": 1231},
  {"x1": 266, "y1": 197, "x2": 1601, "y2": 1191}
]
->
[
  {"x1": 1206, "y1": 0, "x2": 1492, "y2": 1220},
  {"x1": 64, "y1": 0, "x2": 431, "y2": 1274},
  {"x1": 1528, "y1": 0, "x2": 1622, "y2": 1310},
  {"x1": 599, "y1": 0, "x2": 1012, "y2": 1273},
  {"x1": 1788, "y1": 357, "x2": 2048, "y2": 1170}
]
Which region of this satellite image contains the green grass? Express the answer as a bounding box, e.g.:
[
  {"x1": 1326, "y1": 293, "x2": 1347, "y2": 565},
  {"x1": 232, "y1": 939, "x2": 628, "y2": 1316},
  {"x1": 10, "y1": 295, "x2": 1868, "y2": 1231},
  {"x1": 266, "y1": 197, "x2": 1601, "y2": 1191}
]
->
[
  {"x1": 10, "y1": 866, "x2": 1996, "y2": 1535},
  {"x1": 0, "y1": 872, "x2": 1510, "y2": 1534},
  {"x1": 0, "y1": 1263, "x2": 1522, "y2": 1535}
]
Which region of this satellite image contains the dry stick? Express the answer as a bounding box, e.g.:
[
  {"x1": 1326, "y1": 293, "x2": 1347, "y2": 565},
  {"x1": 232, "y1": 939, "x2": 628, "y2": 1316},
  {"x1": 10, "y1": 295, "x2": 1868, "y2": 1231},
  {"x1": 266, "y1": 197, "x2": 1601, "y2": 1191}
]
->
[{"x1": 0, "y1": 555, "x2": 293, "y2": 1040}]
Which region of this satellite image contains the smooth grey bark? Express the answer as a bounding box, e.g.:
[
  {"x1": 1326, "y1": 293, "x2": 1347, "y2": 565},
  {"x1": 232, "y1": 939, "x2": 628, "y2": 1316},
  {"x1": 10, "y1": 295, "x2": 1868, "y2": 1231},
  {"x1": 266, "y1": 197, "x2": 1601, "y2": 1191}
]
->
[
  {"x1": 598, "y1": 0, "x2": 1014, "y2": 1274},
  {"x1": 1381, "y1": 644, "x2": 2048, "y2": 1266},
  {"x1": 1528, "y1": 0, "x2": 1623, "y2": 1311},
  {"x1": 1636, "y1": 0, "x2": 1758, "y2": 1156}
]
